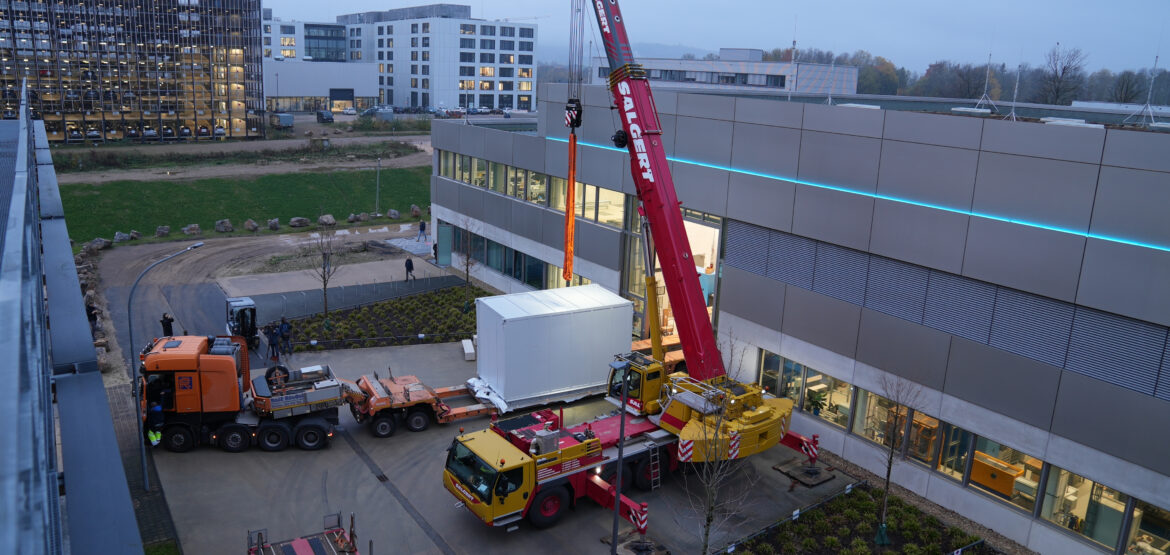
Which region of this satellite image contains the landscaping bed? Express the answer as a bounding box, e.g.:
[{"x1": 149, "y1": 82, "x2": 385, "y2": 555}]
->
[
  {"x1": 292, "y1": 286, "x2": 490, "y2": 351},
  {"x1": 733, "y1": 483, "x2": 983, "y2": 555}
]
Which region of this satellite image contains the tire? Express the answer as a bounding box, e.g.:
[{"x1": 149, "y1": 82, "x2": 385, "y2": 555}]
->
[
  {"x1": 600, "y1": 462, "x2": 633, "y2": 492},
  {"x1": 527, "y1": 486, "x2": 570, "y2": 529},
  {"x1": 295, "y1": 423, "x2": 327, "y2": 450},
  {"x1": 218, "y1": 424, "x2": 250, "y2": 453},
  {"x1": 257, "y1": 422, "x2": 291, "y2": 452},
  {"x1": 633, "y1": 456, "x2": 654, "y2": 491},
  {"x1": 162, "y1": 426, "x2": 195, "y2": 453},
  {"x1": 370, "y1": 414, "x2": 397, "y2": 438},
  {"x1": 405, "y1": 409, "x2": 430, "y2": 432}
]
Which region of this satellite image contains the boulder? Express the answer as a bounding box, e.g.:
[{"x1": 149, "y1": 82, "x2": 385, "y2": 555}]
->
[
  {"x1": 155, "y1": 225, "x2": 170, "y2": 237},
  {"x1": 410, "y1": 204, "x2": 421, "y2": 217},
  {"x1": 129, "y1": 230, "x2": 142, "y2": 240},
  {"x1": 289, "y1": 217, "x2": 310, "y2": 228},
  {"x1": 113, "y1": 231, "x2": 130, "y2": 243},
  {"x1": 347, "y1": 213, "x2": 358, "y2": 223},
  {"x1": 214, "y1": 219, "x2": 234, "y2": 233},
  {"x1": 317, "y1": 214, "x2": 336, "y2": 227},
  {"x1": 358, "y1": 212, "x2": 369, "y2": 222},
  {"x1": 387, "y1": 209, "x2": 400, "y2": 219},
  {"x1": 244, "y1": 219, "x2": 260, "y2": 232},
  {"x1": 267, "y1": 218, "x2": 280, "y2": 231},
  {"x1": 182, "y1": 224, "x2": 201, "y2": 235},
  {"x1": 91, "y1": 238, "x2": 112, "y2": 250},
  {"x1": 304, "y1": 131, "x2": 313, "y2": 137}
]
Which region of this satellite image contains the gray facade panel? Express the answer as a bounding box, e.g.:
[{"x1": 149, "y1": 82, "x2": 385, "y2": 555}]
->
[
  {"x1": 657, "y1": 113, "x2": 678, "y2": 157},
  {"x1": 881, "y1": 109, "x2": 983, "y2": 150},
  {"x1": 802, "y1": 102, "x2": 885, "y2": 138},
  {"x1": 869, "y1": 200, "x2": 969, "y2": 274},
  {"x1": 456, "y1": 183, "x2": 485, "y2": 222},
  {"x1": 1077, "y1": 239, "x2": 1170, "y2": 327},
  {"x1": 432, "y1": 121, "x2": 461, "y2": 152},
  {"x1": 733, "y1": 96, "x2": 804, "y2": 129},
  {"x1": 582, "y1": 84, "x2": 611, "y2": 108},
  {"x1": 676, "y1": 92, "x2": 736, "y2": 120},
  {"x1": 981, "y1": 118, "x2": 1106, "y2": 164},
  {"x1": 797, "y1": 130, "x2": 881, "y2": 192},
  {"x1": 510, "y1": 198, "x2": 543, "y2": 243},
  {"x1": 1051, "y1": 371, "x2": 1170, "y2": 476},
  {"x1": 944, "y1": 337, "x2": 1061, "y2": 430},
  {"x1": 791, "y1": 185, "x2": 874, "y2": 252},
  {"x1": 781, "y1": 285, "x2": 862, "y2": 358},
  {"x1": 542, "y1": 82, "x2": 569, "y2": 103},
  {"x1": 545, "y1": 139, "x2": 569, "y2": 179},
  {"x1": 512, "y1": 133, "x2": 547, "y2": 173},
  {"x1": 482, "y1": 128, "x2": 514, "y2": 164},
  {"x1": 481, "y1": 192, "x2": 512, "y2": 230},
  {"x1": 725, "y1": 173, "x2": 795, "y2": 233},
  {"x1": 540, "y1": 103, "x2": 569, "y2": 141},
  {"x1": 719, "y1": 265, "x2": 785, "y2": 330},
  {"x1": 670, "y1": 161, "x2": 729, "y2": 216},
  {"x1": 856, "y1": 309, "x2": 950, "y2": 390},
  {"x1": 972, "y1": 152, "x2": 1099, "y2": 233},
  {"x1": 574, "y1": 221, "x2": 623, "y2": 272},
  {"x1": 540, "y1": 209, "x2": 565, "y2": 250},
  {"x1": 578, "y1": 103, "x2": 618, "y2": 148},
  {"x1": 1102, "y1": 128, "x2": 1170, "y2": 173},
  {"x1": 653, "y1": 90, "x2": 678, "y2": 115},
  {"x1": 729, "y1": 122, "x2": 801, "y2": 177},
  {"x1": 433, "y1": 175, "x2": 459, "y2": 209},
  {"x1": 674, "y1": 115, "x2": 734, "y2": 166},
  {"x1": 961, "y1": 218, "x2": 1085, "y2": 302},
  {"x1": 576, "y1": 147, "x2": 626, "y2": 191},
  {"x1": 877, "y1": 140, "x2": 978, "y2": 209},
  {"x1": 1089, "y1": 166, "x2": 1170, "y2": 248},
  {"x1": 459, "y1": 124, "x2": 486, "y2": 159}
]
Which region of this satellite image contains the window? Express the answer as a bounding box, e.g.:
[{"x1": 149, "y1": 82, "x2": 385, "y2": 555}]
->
[
  {"x1": 264, "y1": 24, "x2": 272, "y2": 33},
  {"x1": 852, "y1": 389, "x2": 906, "y2": 451},
  {"x1": 905, "y1": 412, "x2": 940, "y2": 467},
  {"x1": 519, "y1": 55, "x2": 533, "y2": 65},
  {"x1": 1041, "y1": 466, "x2": 1129, "y2": 548},
  {"x1": 498, "y1": 81, "x2": 513, "y2": 91},
  {"x1": 500, "y1": 40, "x2": 514, "y2": 50},
  {"x1": 386, "y1": 64, "x2": 394, "y2": 73},
  {"x1": 422, "y1": 52, "x2": 430, "y2": 61},
  {"x1": 281, "y1": 49, "x2": 296, "y2": 58},
  {"x1": 422, "y1": 23, "x2": 430, "y2": 33},
  {"x1": 803, "y1": 369, "x2": 852, "y2": 428},
  {"x1": 460, "y1": 24, "x2": 475, "y2": 35},
  {"x1": 461, "y1": 38, "x2": 475, "y2": 48},
  {"x1": 411, "y1": 65, "x2": 418, "y2": 75},
  {"x1": 481, "y1": 25, "x2": 496, "y2": 36},
  {"x1": 519, "y1": 41, "x2": 533, "y2": 51},
  {"x1": 527, "y1": 172, "x2": 547, "y2": 205},
  {"x1": 499, "y1": 95, "x2": 514, "y2": 110},
  {"x1": 460, "y1": 52, "x2": 475, "y2": 63},
  {"x1": 356, "y1": 28, "x2": 362, "y2": 37},
  {"x1": 460, "y1": 66, "x2": 475, "y2": 76},
  {"x1": 488, "y1": 162, "x2": 506, "y2": 193},
  {"x1": 264, "y1": 48, "x2": 271, "y2": 57},
  {"x1": 386, "y1": 25, "x2": 394, "y2": 34},
  {"x1": 500, "y1": 54, "x2": 515, "y2": 65},
  {"x1": 263, "y1": 37, "x2": 272, "y2": 45},
  {"x1": 934, "y1": 422, "x2": 971, "y2": 481},
  {"x1": 411, "y1": 23, "x2": 418, "y2": 33},
  {"x1": 411, "y1": 51, "x2": 418, "y2": 61},
  {"x1": 507, "y1": 167, "x2": 526, "y2": 199},
  {"x1": 597, "y1": 187, "x2": 624, "y2": 227},
  {"x1": 422, "y1": 65, "x2": 430, "y2": 75},
  {"x1": 472, "y1": 158, "x2": 487, "y2": 188},
  {"x1": 479, "y1": 80, "x2": 494, "y2": 91},
  {"x1": 759, "y1": 352, "x2": 802, "y2": 403},
  {"x1": 480, "y1": 53, "x2": 495, "y2": 63},
  {"x1": 379, "y1": 63, "x2": 384, "y2": 73},
  {"x1": 518, "y1": 95, "x2": 532, "y2": 111},
  {"x1": 281, "y1": 25, "x2": 295, "y2": 34},
  {"x1": 518, "y1": 67, "x2": 532, "y2": 78},
  {"x1": 479, "y1": 67, "x2": 495, "y2": 77},
  {"x1": 970, "y1": 437, "x2": 1043, "y2": 513},
  {"x1": 281, "y1": 37, "x2": 295, "y2": 46},
  {"x1": 520, "y1": 28, "x2": 534, "y2": 38},
  {"x1": 379, "y1": 76, "x2": 384, "y2": 86},
  {"x1": 422, "y1": 79, "x2": 430, "y2": 89},
  {"x1": 411, "y1": 37, "x2": 418, "y2": 47},
  {"x1": 500, "y1": 67, "x2": 515, "y2": 77},
  {"x1": 500, "y1": 27, "x2": 515, "y2": 37},
  {"x1": 766, "y1": 74, "x2": 786, "y2": 88},
  {"x1": 378, "y1": 51, "x2": 384, "y2": 60},
  {"x1": 410, "y1": 78, "x2": 418, "y2": 88},
  {"x1": 378, "y1": 26, "x2": 384, "y2": 35},
  {"x1": 1127, "y1": 500, "x2": 1170, "y2": 555},
  {"x1": 378, "y1": 38, "x2": 384, "y2": 48},
  {"x1": 386, "y1": 38, "x2": 394, "y2": 48},
  {"x1": 518, "y1": 81, "x2": 533, "y2": 91},
  {"x1": 480, "y1": 39, "x2": 495, "y2": 49}
]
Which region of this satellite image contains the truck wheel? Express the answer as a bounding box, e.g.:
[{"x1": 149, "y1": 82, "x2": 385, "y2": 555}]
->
[
  {"x1": 601, "y1": 463, "x2": 633, "y2": 491},
  {"x1": 370, "y1": 414, "x2": 397, "y2": 438},
  {"x1": 218, "y1": 424, "x2": 250, "y2": 453},
  {"x1": 405, "y1": 409, "x2": 430, "y2": 432},
  {"x1": 162, "y1": 426, "x2": 195, "y2": 453},
  {"x1": 257, "y1": 422, "x2": 290, "y2": 451},
  {"x1": 528, "y1": 486, "x2": 569, "y2": 529},
  {"x1": 295, "y1": 424, "x2": 327, "y2": 450},
  {"x1": 634, "y1": 457, "x2": 654, "y2": 491}
]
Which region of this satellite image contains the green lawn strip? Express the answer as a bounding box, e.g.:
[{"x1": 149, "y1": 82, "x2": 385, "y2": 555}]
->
[
  {"x1": 60, "y1": 167, "x2": 430, "y2": 251},
  {"x1": 290, "y1": 286, "x2": 490, "y2": 350},
  {"x1": 733, "y1": 484, "x2": 981, "y2": 555},
  {"x1": 53, "y1": 139, "x2": 420, "y2": 173},
  {"x1": 142, "y1": 540, "x2": 180, "y2": 555}
]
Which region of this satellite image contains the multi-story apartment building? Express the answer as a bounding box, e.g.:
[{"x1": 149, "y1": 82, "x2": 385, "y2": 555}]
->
[
  {"x1": 590, "y1": 48, "x2": 858, "y2": 95},
  {"x1": 0, "y1": 0, "x2": 264, "y2": 142},
  {"x1": 337, "y1": 4, "x2": 537, "y2": 110}
]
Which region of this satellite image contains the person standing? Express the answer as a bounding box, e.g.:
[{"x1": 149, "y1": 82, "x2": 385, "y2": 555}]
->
[
  {"x1": 404, "y1": 257, "x2": 416, "y2": 281},
  {"x1": 146, "y1": 402, "x2": 164, "y2": 447},
  {"x1": 416, "y1": 219, "x2": 428, "y2": 242},
  {"x1": 279, "y1": 317, "x2": 293, "y2": 356},
  {"x1": 160, "y1": 312, "x2": 174, "y2": 336},
  {"x1": 265, "y1": 323, "x2": 281, "y2": 362}
]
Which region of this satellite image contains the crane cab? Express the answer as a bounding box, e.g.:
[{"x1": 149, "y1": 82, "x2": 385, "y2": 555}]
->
[{"x1": 606, "y1": 352, "x2": 665, "y2": 416}]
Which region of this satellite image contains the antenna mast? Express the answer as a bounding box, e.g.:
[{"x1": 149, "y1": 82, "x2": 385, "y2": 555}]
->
[
  {"x1": 1004, "y1": 63, "x2": 1022, "y2": 121},
  {"x1": 1124, "y1": 55, "x2": 1164, "y2": 127},
  {"x1": 975, "y1": 51, "x2": 998, "y2": 112}
]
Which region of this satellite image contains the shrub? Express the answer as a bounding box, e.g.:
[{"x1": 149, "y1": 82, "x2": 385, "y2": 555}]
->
[
  {"x1": 855, "y1": 520, "x2": 873, "y2": 535},
  {"x1": 919, "y1": 527, "x2": 941, "y2": 546},
  {"x1": 754, "y1": 542, "x2": 774, "y2": 555},
  {"x1": 801, "y1": 537, "x2": 818, "y2": 551},
  {"x1": 901, "y1": 517, "x2": 921, "y2": 536},
  {"x1": 780, "y1": 542, "x2": 798, "y2": 555},
  {"x1": 812, "y1": 519, "x2": 831, "y2": 535},
  {"x1": 843, "y1": 508, "x2": 861, "y2": 521},
  {"x1": 823, "y1": 536, "x2": 841, "y2": 550},
  {"x1": 849, "y1": 537, "x2": 871, "y2": 555},
  {"x1": 793, "y1": 523, "x2": 809, "y2": 536},
  {"x1": 837, "y1": 525, "x2": 852, "y2": 538},
  {"x1": 901, "y1": 543, "x2": 921, "y2": 555}
]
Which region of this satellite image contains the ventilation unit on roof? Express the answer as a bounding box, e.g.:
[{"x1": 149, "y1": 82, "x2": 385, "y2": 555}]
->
[{"x1": 951, "y1": 107, "x2": 992, "y2": 115}]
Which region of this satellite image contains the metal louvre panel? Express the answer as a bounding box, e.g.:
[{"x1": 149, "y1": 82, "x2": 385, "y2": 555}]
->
[
  {"x1": 723, "y1": 220, "x2": 768, "y2": 275},
  {"x1": 766, "y1": 230, "x2": 816, "y2": 289},
  {"x1": 989, "y1": 288, "x2": 1075, "y2": 368},
  {"x1": 811, "y1": 242, "x2": 868, "y2": 306},
  {"x1": 865, "y1": 256, "x2": 929, "y2": 323},
  {"x1": 1159, "y1": 351, "x2": 1170, "y2": 401},
  {"x1": 923, "y1": 271, "x2": 996, "y2": 343},
  {"x1": 1066, "y1": 307, "x2": 1166, "y2": 395}
]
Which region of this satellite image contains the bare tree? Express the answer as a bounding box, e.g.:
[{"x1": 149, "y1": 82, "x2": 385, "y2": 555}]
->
[
  {"x1": 312, "y1": 227, "x2": 340, "y2": 318},
  {"x1": 873, "y1": 373, "x2": 924, "y2": 546},
  {"x1": 1111, "y1": 70, "x2": 1146, "y2": 103},
  {"x1": 1035, "y1": 43, "x2": 1087, "y2": 105}
]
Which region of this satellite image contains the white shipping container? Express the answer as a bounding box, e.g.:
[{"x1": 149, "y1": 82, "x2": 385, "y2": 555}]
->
[{"x1": 469, "y1": 284, "x2": 633, "y2": 412}]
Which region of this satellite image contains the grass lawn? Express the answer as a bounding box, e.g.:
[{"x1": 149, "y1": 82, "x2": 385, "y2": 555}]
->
[
  {"x1": 60, "y1": 167, "x2": 430, "y2": 250},
  {"x1": 52, "y1": 140, "x2": 420, "y2": 173}
]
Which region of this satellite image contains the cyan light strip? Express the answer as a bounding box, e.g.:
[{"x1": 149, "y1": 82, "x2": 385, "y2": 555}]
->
[{"x1": 548, "y1": 136, "x2": 1170, "y2": 254}]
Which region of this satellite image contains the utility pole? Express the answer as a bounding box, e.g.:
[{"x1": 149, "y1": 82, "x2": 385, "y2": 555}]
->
[{"x1": 375, "y1": 157, "x2": 382, "y2": 217}]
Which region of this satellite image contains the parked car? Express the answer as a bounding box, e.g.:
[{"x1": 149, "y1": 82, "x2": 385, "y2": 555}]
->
[
  {"x1": 142, "y1": 126, "x2": 159, "y2": 139},
  {"x1": 179, "y1": 126, "x2": 192, "y2": 137},
  {"x1": 213, "y1": 125, "x2": 226, "y2": 136},
  {"x1": 125, "y1": 127, "x2": 141, "y2": 139},
  {"x1": 342, "y1": 107, "x2": 356, "y2": 115},
  {"x1": 85, "y1": 128, "x2": 102, "y2": 140},
  {"x1": 197, "y1": 125, "x2": 210, "y2": 137},
  {"x1": 162, "y1": 126, "x2": 175, "y2": 138},
  {"x1": 316, "y1": 110, "x2": 334, "y2": 123}
]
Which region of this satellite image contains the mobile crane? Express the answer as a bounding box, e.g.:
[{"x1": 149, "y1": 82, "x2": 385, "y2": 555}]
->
[{"x1": 442, "y1": 0, "x2": 819, "y2": 533}]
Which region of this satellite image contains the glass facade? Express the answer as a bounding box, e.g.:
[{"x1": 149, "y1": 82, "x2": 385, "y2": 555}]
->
[
  {"x1": 1041, "y1": 467, "x2": 1130, "y2": 548},
  {"x1": 970, "y1": 437, "x2": 1043, "y2": 512},
  {"x1": 1, "y1": 0, "x2": 265, "y2": 142},
  {"x1": 758, "y1": 351, "x2": 802, "y2": 403},
  {"x1": 304, "y1": 24, "x2": 345, "y2": 62},
  {"x1": 444, "y1": 220, "x2": 590, "y2": 291},
  {"x1": 803, "y1": 369, "x2": 852, "y2": 428},
  {"x1": 1127, "y1": 501, "x2": 1170, "y2": 555},
  {"x1": 852, "y1": 389, "x2": 905, "y2": 450}
]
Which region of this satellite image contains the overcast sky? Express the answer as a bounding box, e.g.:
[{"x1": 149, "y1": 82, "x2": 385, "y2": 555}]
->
[{"x1": 276, "y1": 0, "x2": 1168, "y2": 73}]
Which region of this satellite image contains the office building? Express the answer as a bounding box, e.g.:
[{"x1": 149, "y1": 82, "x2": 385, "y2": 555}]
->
[
  {"x1": 260, "y1": 9, "x2": 379, "y2": 112},
  {"x1": 589, "y1": 48, "x2": 857, "y2": 95},
  {"x1": 0, "y1": 0, "x2": 265, "y2": 142},
  {"x1": 429, "y1": 83, "x2": 1170, "y2": 555}
]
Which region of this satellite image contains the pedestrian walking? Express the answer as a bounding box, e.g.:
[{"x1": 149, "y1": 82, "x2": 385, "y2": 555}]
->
[
  {"x1": 405, "y1": 257, "x2": 416, "y2": 281},
  {"x1": 265, "y1": 323, "x2": 281, "y2": 362},
  {"x1": 416, "y1": 219, "x2": 428, "y2": 242},
  {"x1": 279, "y1": 317, "x2": 293, "y2": 356},
  {"x1": 160, "y1": 312, "x2": 174, "y2": 337}
]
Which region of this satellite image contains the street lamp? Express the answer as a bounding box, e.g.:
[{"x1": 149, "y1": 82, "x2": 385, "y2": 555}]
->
[
  {"x1": 609, "y1": 358, "x2": 631, "y2": 555},
  {"x1": 126, "y1": 241, "x2": 203, "y2": 491},
  {"x1": 375, "y1": 157, "x2": 382, "y2": 217}
]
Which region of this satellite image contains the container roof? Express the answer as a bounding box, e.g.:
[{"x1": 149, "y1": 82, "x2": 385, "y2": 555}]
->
[{"x1": 478, "y1": 284, "x2": 631, "y2": 321}]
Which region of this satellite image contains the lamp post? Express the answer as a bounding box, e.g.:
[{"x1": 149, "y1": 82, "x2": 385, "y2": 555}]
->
[
  {"x1": 127, "y1": 241, "x2": 203, "y2": 491},
  {"x1": 375, "y1": 157, "x2": 382, "y2": 217},
  {"x1": 609, "y1": 359, "x2": 630, "y2": 555}
]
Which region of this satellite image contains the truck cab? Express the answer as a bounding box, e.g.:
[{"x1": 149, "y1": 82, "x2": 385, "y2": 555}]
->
[
  {"x1": 226, "y1": 297, "x2": 259, "y2": 350},
  {"x1": 140, "y1": 335, "x2": 247, "y2": 451},
  {"x1": 443, "y1": 429, "x2": 534, "y2": 527}
]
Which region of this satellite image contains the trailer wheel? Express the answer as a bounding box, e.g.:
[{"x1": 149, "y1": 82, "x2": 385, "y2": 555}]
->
[
  {"x1": 295, "y1": 423, "x2": 327, "y2": 450},
  {"x1": 218, "y1": 424, "x2": 250, "y2": 453},
  {"x1": 528, "y1": 486, "x2": 569, "y2": 529},
  {"x1": 405, "y1": 409, "x2": 430, "y2": 432},
  {"x1": 257, "y1": 422, "x2": 290, "y2": 452},
  {"x1": 162, "y1": 426, "x2": 195, "y2": 453},
  {"x1": 370, "y1": 414, "x2": 397, "y2": 438}
]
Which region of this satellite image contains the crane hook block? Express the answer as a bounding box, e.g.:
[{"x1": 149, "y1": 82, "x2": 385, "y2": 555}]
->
[
  {"x1": 611, "y1": 129, "x2": 629, "y2": 148},
  {"x1": 564, "y1": 99, "x2": 583, "y2": 129}
]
